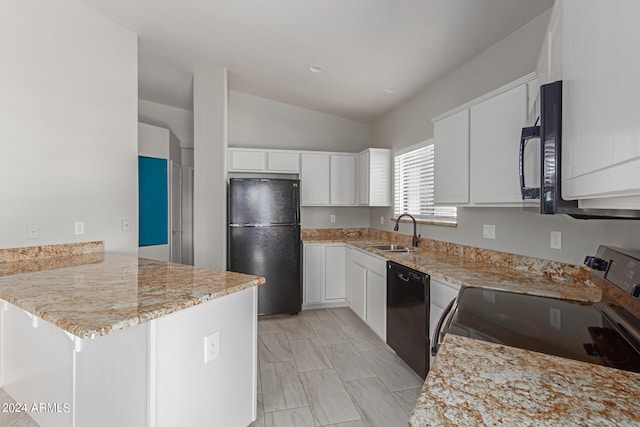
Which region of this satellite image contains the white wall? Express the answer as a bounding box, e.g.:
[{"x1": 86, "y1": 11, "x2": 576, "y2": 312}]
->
[
  {"x1": 0, "y1": 0, "x2": 138, "y2": 255},
  {"x1": 370, "y1": 8, "x2": 640, "y2": 266},
  {"x1": 229, "y1": 90, "x2": 370, "y2": 153},
  {"x1": 139, "y1": 99, "x2": 194, "y2": 148}
]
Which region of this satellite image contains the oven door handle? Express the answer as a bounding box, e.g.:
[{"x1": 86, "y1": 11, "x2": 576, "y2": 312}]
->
[{"x1": 431, "y1": 297, "x2": 457, "y2": 357}]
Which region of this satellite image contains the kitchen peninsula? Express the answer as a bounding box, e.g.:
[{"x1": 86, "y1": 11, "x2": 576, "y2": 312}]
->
[{"x1": 0, "y1": 242, "x2": 264, "y2": 427}]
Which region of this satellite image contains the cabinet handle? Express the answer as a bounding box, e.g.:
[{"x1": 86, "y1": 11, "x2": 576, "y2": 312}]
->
[{"x1": 519, "y1": 125, "x2": 541, "y2": 200}]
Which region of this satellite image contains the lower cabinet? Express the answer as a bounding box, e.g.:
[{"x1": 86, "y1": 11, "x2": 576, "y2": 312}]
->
[
  {"x1": 302, "y1": 244, "x2": 387, "y2": 342},
  {"x1": 303, "y1": 242, "x2": 346, "y2": 308},
  {"x1": 349, "y1": 248, "x2": 387, "y2": 341},
  {"x1": 428, "y1": 277, "x2": 460, "y2": 367}
]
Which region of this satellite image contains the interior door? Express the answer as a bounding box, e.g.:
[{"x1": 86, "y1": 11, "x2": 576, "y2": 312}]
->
[{"x1": 170, "y1": 160, "x2": 182, "y2": 263}]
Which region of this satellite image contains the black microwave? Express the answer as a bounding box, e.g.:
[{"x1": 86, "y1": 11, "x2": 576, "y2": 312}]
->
[{"x1": 519, "y1": 81, "x2": 640, "y2": 219}]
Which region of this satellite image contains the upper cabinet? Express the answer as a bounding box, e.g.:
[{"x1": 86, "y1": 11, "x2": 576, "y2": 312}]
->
[
  {"x1": 228, "y1": 148, "x2": 299, "y2": 173},
  {"x1": 358, "y1": 148, "x2": 392, "y2": 206},
  {"x1": 300, "y1": 152, "x2": 358, "y2": 206},
  {"x1": 560, "y1": 0, "x2": 640, "y2": 204},
  {"x1": 330, "y1": 154, "x2": 357, "y2": 205},
  {"x1": 470, "y1": 83, "x2": 538, "y2": 204},
  {"x1": 230, "y1": 147, "x2": 391, "y2": 207},
  {"x1": 433, "y1": 74, "x2": 538, "y2": 206},
  {"x1": 433, "y1": 110, "x2": 469, "y2": 205},
  {"x1": 300, "y1": 153, "x2": 331, "y2": 205}
]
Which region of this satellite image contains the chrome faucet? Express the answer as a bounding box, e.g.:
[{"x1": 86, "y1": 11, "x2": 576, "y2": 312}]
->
[{"x1": 394, "y1": 213, "x2": 421, "y2": 247}]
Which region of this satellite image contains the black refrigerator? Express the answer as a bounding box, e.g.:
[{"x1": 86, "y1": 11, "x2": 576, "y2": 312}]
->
[{"x1": 228, "y1": 178, "x2": 302, "y2": 315}]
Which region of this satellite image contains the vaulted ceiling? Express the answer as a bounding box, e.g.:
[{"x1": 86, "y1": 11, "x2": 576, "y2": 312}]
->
[{"x1": 79, "y1": 0, "x2": 554, "y2": 123}]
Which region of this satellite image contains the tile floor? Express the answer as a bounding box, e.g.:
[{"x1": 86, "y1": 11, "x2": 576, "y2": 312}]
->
[
  {"x1": 0, "y1": 388, "x2": 40, "y2": 427},
  {"x1": 251, "y1": 307, "x2": 424, "y2": 427}
]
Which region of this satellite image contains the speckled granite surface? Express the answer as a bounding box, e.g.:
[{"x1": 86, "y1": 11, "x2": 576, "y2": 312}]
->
[
  {"x1": 0, "y1": 241, "x2": 103, "y2": 262},
  {"x1": 409, "y1": 334, "x2": 640, "y2": 426},
  {"x1": 303, "y1": 228, "x2": 600, "y2": 303},
  {"x1": 0, "y1": 250, "x2": 264, "y2": 339}
]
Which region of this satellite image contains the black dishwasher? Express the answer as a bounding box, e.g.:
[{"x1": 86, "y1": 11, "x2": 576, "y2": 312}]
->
[{"x1": 386, "y1": 261, "x2": 430, "y2": 378}]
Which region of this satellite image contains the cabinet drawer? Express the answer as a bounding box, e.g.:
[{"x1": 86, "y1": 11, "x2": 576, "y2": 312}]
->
[{"x1": 430, "y1": 278, "x2": 460, "y2": 307}]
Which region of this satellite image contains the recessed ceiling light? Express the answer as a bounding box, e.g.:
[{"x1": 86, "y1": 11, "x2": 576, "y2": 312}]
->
[
  {"x1": 384, "y1": 86, "x2": 398, "y2": 94},
  {"x1": 308, "y1": 64, "x2": 324, "y2": 73}
]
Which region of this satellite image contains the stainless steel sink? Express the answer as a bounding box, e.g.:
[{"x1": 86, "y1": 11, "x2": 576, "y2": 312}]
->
[{"x1": 369, "y1": 244, "x2": 415, "y2": 252}]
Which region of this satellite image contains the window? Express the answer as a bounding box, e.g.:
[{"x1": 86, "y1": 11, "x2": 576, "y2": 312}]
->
[{"x1": 394, "y1": 142, "x2": 457, "y2": 221}]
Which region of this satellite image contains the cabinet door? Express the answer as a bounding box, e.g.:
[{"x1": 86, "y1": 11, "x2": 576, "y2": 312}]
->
[
  {"x1": 300, "y1": 153, "x2": 330, "y2": 205},
  {"x1": 344, "y1": 248, "x2": 353, "y2": 304},
  {"x1": 325, "y1": 245, "x2": 346, "y2": 300},
  {"x1": 562, "y1": 0, "x2": 640, "y2": 202},
  {"x1": 228, "y1": 149, "x2": 265, "y2": 172},
  {"x1": 470, "y1": 84, "x2": 537, "y2": 204},
  {"x1": 434, "y1": 109, "x2": 469, "y2": 204},
  {"x1": 366, "y1": 270, "x2": 386, "y2": 341},
  {"x1": 267, "y1": 151, "x2": 299, "y2": 173},
  {"x1": 350, "y1": 262, "x2": 367, "y2": 321},
  {"x1": 330, "y1": 154, "x2": 357, "y2": 205},
  {"x1": 303, "y1": 244, "x2": 324, "y2": 304},
  {"x1": 358, "y1": 151, "x2": 370, "y2": 205}
]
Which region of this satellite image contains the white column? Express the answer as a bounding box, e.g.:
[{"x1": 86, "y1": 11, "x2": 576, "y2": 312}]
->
[{"x1": 193, "y1": 66, "x2": 228, "y2": 269}]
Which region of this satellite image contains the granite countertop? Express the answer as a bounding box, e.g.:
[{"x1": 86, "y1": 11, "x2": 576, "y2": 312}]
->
[
  {"x1": 302, "y1": 228, "x2": 600, "y2": 302},
  {"x1": 409, "y1": 334, "x2": 640, "y2": 426},
  {"x1": 0, "y1": 251, "x2": 264, "y2": 339}
]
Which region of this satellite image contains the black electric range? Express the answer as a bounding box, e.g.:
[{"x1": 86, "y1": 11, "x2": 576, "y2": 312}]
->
[{"x1": 433, "y1": 246, "x2": 640, "y2": 373}]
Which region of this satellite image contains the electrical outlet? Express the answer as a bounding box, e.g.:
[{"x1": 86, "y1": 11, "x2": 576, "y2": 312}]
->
[
  {"x1": 380, "y1": 216, "x2": 384, "y2": 225},
  {"x1": 74, "y1": 221, "x2": 85, "y2": 235},
  {"x1": 204, "y1": 331, "x2": 221, "y2": 364},
  {"x1": 121, "y1": 218, "x2": 130, "y2": 232},
  {"x1": 330, "y1": 215, "x2": 336, "y2": 223},
  {"x1": 550, "y1": 231, "x2": 562, "y2": 250},
  {"x1": 27, "y1": 224, "x2": 39, "y2": 239},
  {"x1": 482, "y1": 224, "x2": 496, "y2": 240}
]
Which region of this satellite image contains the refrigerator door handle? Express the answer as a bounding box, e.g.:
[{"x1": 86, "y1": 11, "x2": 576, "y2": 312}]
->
[{"x1": 293, "y1": 183, "x2": 300, "y2": 224}]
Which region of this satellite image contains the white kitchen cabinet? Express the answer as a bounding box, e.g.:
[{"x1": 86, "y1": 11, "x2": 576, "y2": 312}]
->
[
  {"x1": 303, "y1": 242, "x2": 346, "y2": 308},
  {"x1": 228, "y1": 148, "x2": 299, "y2": 173},
  {"x1": 366, "y1": 268, "x2": 386, "y2": 341},
  {"x1": 301, "y1": 152, "x2": 358, "y2": 207},
  {"x1": 330, "y1": 154, "x2": 357, "y2": 205},
  {"x1": 433, "y1": 74, "x2": 538, "y2": 206},
  {"x1": 433, "y1": 109, "x2": 469, "y2": 205},
  {"x1": 325, "y1": 245, "x2": 347, "y2": 300},
  {"x1": 349, "y1": 248, "x2": 387, "y2": 341},
  {"x1": 266, "y1": 151, "x2": 300, "y2": 173},
  {"x1": 300, "y1": 153, "x2": 330, "y2": 205},
  {"x1": 350, "y1": 260, "x2": 367, "y2": 321},
  {"x1": 536, "y1": 1, "x2": 563, "y2": 88},
  {"x1": 429, "y1": 278, "x2": 460, "y2": 367},
  {"x1": 358, "y1": 148, "x2": 392, "y2": 206},
  {"x1": 470, "y1": 83, "x2": 538, "y2": 205},
  {"x1": 560, "y1": 0, "x2": 640, "y2": 204},
  {"x1": 344, "y1": 248, "x2": 353, "y2": 304}
]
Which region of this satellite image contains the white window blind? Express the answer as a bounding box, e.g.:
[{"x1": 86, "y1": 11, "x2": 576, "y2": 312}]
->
[{"x1": 394, "y1": 144, "x2": 457, "y2": 220}]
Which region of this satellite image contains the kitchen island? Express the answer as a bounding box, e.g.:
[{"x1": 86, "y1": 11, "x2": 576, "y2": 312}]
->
[{"x1": 0, "y1": 242, "x2": 264, "y2": 427}]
